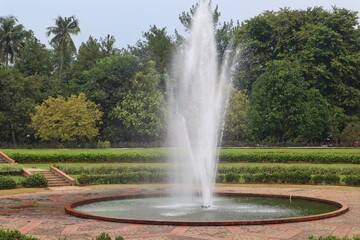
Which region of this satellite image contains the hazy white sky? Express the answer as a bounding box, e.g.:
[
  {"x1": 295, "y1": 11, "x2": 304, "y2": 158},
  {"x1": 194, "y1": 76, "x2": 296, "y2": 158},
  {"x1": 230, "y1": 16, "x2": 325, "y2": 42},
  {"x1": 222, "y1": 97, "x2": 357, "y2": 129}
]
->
[{"x1": 1, "y1": 0, "x2": 359, "y2": 49}]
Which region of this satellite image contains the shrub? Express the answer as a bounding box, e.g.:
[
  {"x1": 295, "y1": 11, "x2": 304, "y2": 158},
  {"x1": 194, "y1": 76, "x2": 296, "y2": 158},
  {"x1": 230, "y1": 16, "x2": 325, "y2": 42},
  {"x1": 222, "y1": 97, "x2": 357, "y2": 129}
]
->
[
  {"x1": 0, "y1": 176, "x2": 17, "y2": 189},
  {"x1": 97, "y1": 140, "x2": 111, "y2": 149},
  {"x1": 0, "y1": 229, "x2": 39, "y2": 240},
  {"x1": 96, "y1": 232, "x2": 111, "y2": 240},
  {"x1": 343, "y1": 175, "x2": 360, "y2": 185},
  {"x1": 216, "y1": 174, "x2": 225, "y2": 183},
  {"x1": 312, "y1": 174, "x2": 340, "y2": 185},
  {"x1": 277, "y1": 171, "x2": 311, "y2": 184},
  {"x1": 225, "y1": 172, "x2": 239, "y2": 183},
  {"x1": 241, "y1": 171, "x2": 311, "y2": 184},
  {"x1": 22, "y1": 173, "x2": 48, "y2": 188},
  {"x1": 309, "y1": 235, "x2": 360, "y2": 240}
]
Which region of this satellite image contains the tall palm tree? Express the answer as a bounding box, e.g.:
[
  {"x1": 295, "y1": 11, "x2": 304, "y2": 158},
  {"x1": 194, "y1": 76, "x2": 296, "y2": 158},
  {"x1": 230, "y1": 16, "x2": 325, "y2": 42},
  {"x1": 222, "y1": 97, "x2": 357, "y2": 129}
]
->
[
  {"x1": 0, "y1": 16, "x2": 28, "y2": 67},
  {"x1": 46, "y1": 15, "x2": 80, "y2": 75}
]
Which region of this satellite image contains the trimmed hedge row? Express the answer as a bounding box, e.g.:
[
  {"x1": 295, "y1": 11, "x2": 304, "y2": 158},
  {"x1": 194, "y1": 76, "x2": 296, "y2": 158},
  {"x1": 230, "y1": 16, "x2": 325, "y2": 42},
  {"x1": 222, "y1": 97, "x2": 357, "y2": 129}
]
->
[
  {"x1": 7, "y1": 151, "x2": 360, "y2": 164},
  {"x1": 76, "y1": 171, "x2": 360, "y2": 186},
  {"x1": 78, "y1": 172, "x2": 167, "y2": 184},
  {"x1": 7, "y1": 151, "x2": 167, "y2": 163},
  {"x1": 218, "y1": 165, "x2": 360, "y2": 175},
  {"x1": 55, "y1": 163, "x2": 360, "y2": 176},
  {"x1": 220, "y1": 152, "x2": 360, "y2": 163},
  {"x1": 217, "y1": 172, "x2": 343, "y2": 185},
  {"x1": 54, "y1": 164, "x2": 167, "y2": 175},
  {"x1": 0, "y1": 163, "x2": 23, "y2": 175}
]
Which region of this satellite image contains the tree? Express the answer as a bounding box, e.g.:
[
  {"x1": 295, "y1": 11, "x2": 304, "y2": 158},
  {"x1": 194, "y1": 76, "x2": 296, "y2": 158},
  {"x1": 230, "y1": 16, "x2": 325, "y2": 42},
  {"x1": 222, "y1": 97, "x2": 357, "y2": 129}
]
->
[
  {"x1": 234, "y1": 7, "x2": 360, "y2": 143},
  {"x1": 46, "y1": 15, "x2": 80, "y2": 75},
  {"x1": 130, "y1": 25, "x2": 174, "y2": 73},
  {"x1": 179, "y1": 3, "x2": 237, "y2": 60},
  {"x1": 249, "y1": 60, "x2": 329, "y2": 144},
  {"x1": 100, "y1": 34, "x2": 119, "y2": 57},
  {"x1": 341, "y1": 121, "x2": 360, "y2": 145},
  {"x1": 111, "y1": 62, "x2": 166, "y2": 141},
  {"x1": 14, "y1": 32, "x2": 54, "y2": 76},
  {"x1": 223, "y1": 87, "x2": 250, "y2": 142},
  {"x1": 31, "y1": 93, "x2": 103, "y2": 143},
  {"x1": 76, "y1": 36, "x2": 103, "y2": 70},
  {"x1": 0, "y1": 16, "x2": 29, "y2": 67},
  {"x1": 0, "y1": 68, "x2": 42, "y2": 145},
  {"x1": 80, "y1": 54, "x2": 140, "y2": 142}
]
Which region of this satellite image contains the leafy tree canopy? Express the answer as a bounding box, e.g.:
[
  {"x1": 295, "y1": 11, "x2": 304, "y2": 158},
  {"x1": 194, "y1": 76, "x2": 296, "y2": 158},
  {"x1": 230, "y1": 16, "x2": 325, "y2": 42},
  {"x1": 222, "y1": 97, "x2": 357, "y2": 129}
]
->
[{"x1": 31, "y1": 93, "x2": 103, "y2": 142}]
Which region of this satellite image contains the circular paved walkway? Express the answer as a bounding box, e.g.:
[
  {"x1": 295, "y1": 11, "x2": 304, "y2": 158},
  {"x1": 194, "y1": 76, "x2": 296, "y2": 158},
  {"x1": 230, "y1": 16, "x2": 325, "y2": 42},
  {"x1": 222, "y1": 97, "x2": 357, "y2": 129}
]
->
[{"x1": 0, "y1": 184, "x2": 359, "y2": 240}]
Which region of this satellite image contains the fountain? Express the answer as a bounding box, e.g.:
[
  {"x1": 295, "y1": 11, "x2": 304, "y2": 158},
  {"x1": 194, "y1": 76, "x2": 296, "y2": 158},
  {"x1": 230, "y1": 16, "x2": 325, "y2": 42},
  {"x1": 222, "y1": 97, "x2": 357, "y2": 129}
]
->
[
  {"x1": 166, "y1": 0, "x2": 233, "y2": 209},
  {"x1": 65, "y1": 1, "x2": 348, "y2": 225}
]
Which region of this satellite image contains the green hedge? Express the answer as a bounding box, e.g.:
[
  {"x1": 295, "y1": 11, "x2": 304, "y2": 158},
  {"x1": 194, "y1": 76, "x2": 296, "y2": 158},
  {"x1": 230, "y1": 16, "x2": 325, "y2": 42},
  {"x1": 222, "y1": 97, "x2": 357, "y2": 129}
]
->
[
  {"x1": 220, "y1": 152, "x2": 360, "y2": 164},
  {"x1": 0, "y1": 164, "x2": 23, "y2": 175},
  {"x1": 343, "y1": 175, "x2": 360, "y2": 185},
  {"x1": 6, "y1": 150, "x2": 360, "y2": 164},
  {"x1": 54, "y1": 164, "x2": 167, "y2": 175},
  {"x1": 0, "y1": 176, "x2": 17, "y2": 189},
  {"x1": 7, "y1": 151, "x2": 166, "y2": 163},
  {"x1": 312, "y1": 174, "x2": 340, "y2": 184},
  {"x1": 78, "y1": 172, "x2": 167, "y2": 184},
  {"x1": 241, "y1": 171, "x2": 312, "y2": 184}
]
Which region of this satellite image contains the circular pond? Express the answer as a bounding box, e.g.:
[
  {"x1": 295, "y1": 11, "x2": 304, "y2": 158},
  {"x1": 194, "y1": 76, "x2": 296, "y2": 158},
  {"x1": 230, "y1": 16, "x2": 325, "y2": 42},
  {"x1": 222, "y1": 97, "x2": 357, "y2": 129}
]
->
[{"x1": 65, "y1": 192, "x2": 348, "y2": 226}]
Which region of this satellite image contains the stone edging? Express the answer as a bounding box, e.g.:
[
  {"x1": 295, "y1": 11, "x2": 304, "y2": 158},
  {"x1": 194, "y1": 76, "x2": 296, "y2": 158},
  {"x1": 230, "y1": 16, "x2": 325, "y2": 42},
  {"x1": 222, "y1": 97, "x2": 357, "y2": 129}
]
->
[{"x1": 65, "y1": 191, "x2": 349, "y2": 226}]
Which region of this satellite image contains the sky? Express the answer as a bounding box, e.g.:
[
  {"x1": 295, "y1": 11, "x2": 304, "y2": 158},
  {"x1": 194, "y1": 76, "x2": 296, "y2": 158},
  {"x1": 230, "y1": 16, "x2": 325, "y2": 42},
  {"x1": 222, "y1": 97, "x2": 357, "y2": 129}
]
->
[{"x1": 1, "y1": 0, "x2": 359, "y2": 49}]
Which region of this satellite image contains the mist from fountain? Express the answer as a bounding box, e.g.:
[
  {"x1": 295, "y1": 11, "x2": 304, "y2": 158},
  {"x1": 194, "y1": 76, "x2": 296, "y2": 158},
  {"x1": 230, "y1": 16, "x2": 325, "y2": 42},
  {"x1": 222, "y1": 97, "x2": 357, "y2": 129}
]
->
[{"x1": 167, "y1": 1, "x2": 236, "y2": 208}]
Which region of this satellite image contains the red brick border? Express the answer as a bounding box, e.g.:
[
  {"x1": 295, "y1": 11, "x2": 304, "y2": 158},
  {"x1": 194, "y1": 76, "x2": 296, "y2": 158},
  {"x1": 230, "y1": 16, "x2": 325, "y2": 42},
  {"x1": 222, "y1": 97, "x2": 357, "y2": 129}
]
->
[{"x1": 65, "y1": 192, "x2": 349, "y2": 226}]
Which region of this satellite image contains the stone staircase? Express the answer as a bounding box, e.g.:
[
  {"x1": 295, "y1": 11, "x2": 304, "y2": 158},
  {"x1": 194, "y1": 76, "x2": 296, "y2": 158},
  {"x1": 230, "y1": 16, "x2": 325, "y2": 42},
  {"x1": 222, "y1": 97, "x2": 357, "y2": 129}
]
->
[
  {"x1": 24, "y1": 168, "x2": 75, "y2": 187},
  {"x1": 0, "y1": 151, "x2": 15, "y2": 164}
]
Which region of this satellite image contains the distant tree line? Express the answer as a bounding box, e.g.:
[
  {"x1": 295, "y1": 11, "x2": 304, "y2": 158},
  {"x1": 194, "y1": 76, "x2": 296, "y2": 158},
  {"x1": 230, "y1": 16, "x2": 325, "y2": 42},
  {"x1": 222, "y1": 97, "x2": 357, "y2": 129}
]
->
[{"x1": 0, "y1": 4, "x2": 359, "y2": 147}]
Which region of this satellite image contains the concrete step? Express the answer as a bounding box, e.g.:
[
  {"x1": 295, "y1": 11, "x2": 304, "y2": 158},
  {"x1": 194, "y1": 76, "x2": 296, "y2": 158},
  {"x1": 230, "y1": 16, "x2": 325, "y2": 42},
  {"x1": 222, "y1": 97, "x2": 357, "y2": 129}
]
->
[{"x1": 25, "y1": 168, "x2": 73, "y2": 187}]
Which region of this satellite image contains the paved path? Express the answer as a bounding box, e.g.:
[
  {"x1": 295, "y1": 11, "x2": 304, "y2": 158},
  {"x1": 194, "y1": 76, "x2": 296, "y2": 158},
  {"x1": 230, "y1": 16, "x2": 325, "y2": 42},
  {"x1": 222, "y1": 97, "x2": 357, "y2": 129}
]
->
[{"x1": 0, "y1": 184, "x2": 359, "y2": 240}]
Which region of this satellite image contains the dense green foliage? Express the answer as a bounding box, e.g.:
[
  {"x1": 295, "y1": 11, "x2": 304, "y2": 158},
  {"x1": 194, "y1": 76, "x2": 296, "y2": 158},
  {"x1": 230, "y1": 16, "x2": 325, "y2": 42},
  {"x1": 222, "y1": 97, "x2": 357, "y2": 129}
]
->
[
  {"x1": 0, "y1": 176, "x2": 17, "y2": 189},
  {"x1": 0, "y1": 163, "x2": 23, "y2": 175},
  {"x1": 4, "y1": 148, "x2": 360, "y2": 164},
  {"x1": 30, "y1": 93, "x2": 103, "y2": 142},
  {"x1": 21, "y1": 173, "x2": 48, "y2": 188},
  {"x1": 0, "y1": 5, "x2": 359, "y2": 147},
  {"x1": 0, "y1": 229, "x2": 39, "y2": 240},
  {"x1": 95, "y1": 232, "x2": 124, "y2": 240}
]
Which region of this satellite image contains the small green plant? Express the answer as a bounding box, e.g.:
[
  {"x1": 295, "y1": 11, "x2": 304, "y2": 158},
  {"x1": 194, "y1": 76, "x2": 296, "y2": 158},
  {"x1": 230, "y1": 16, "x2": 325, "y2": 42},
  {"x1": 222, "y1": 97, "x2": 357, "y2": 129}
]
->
[
  {"x1": 22, "y1": 173, "x2": 48, "y2": 188},
  {"x1": 0, "y1": 229, "x2": 39, "y2": 240},
  {"x1": 0, "y1": 176, "x2": 17, "y2": 189},
  {"x1": 309, "y1": 235, "x2": 360, "y2": 240},
  {"x1": 97, "y1": 140, "x2": 111, "y2": 149},
  {"x1": 94, "y1": 232, "x2": 124, "y2": 240}
]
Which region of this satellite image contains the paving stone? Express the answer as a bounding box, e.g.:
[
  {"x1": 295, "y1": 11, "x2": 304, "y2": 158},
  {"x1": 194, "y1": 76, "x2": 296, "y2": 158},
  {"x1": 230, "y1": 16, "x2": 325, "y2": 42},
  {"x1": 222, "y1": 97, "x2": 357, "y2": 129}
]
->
[{"x1": 0, "y1": 185, "x2": 359, "y2": 240}]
